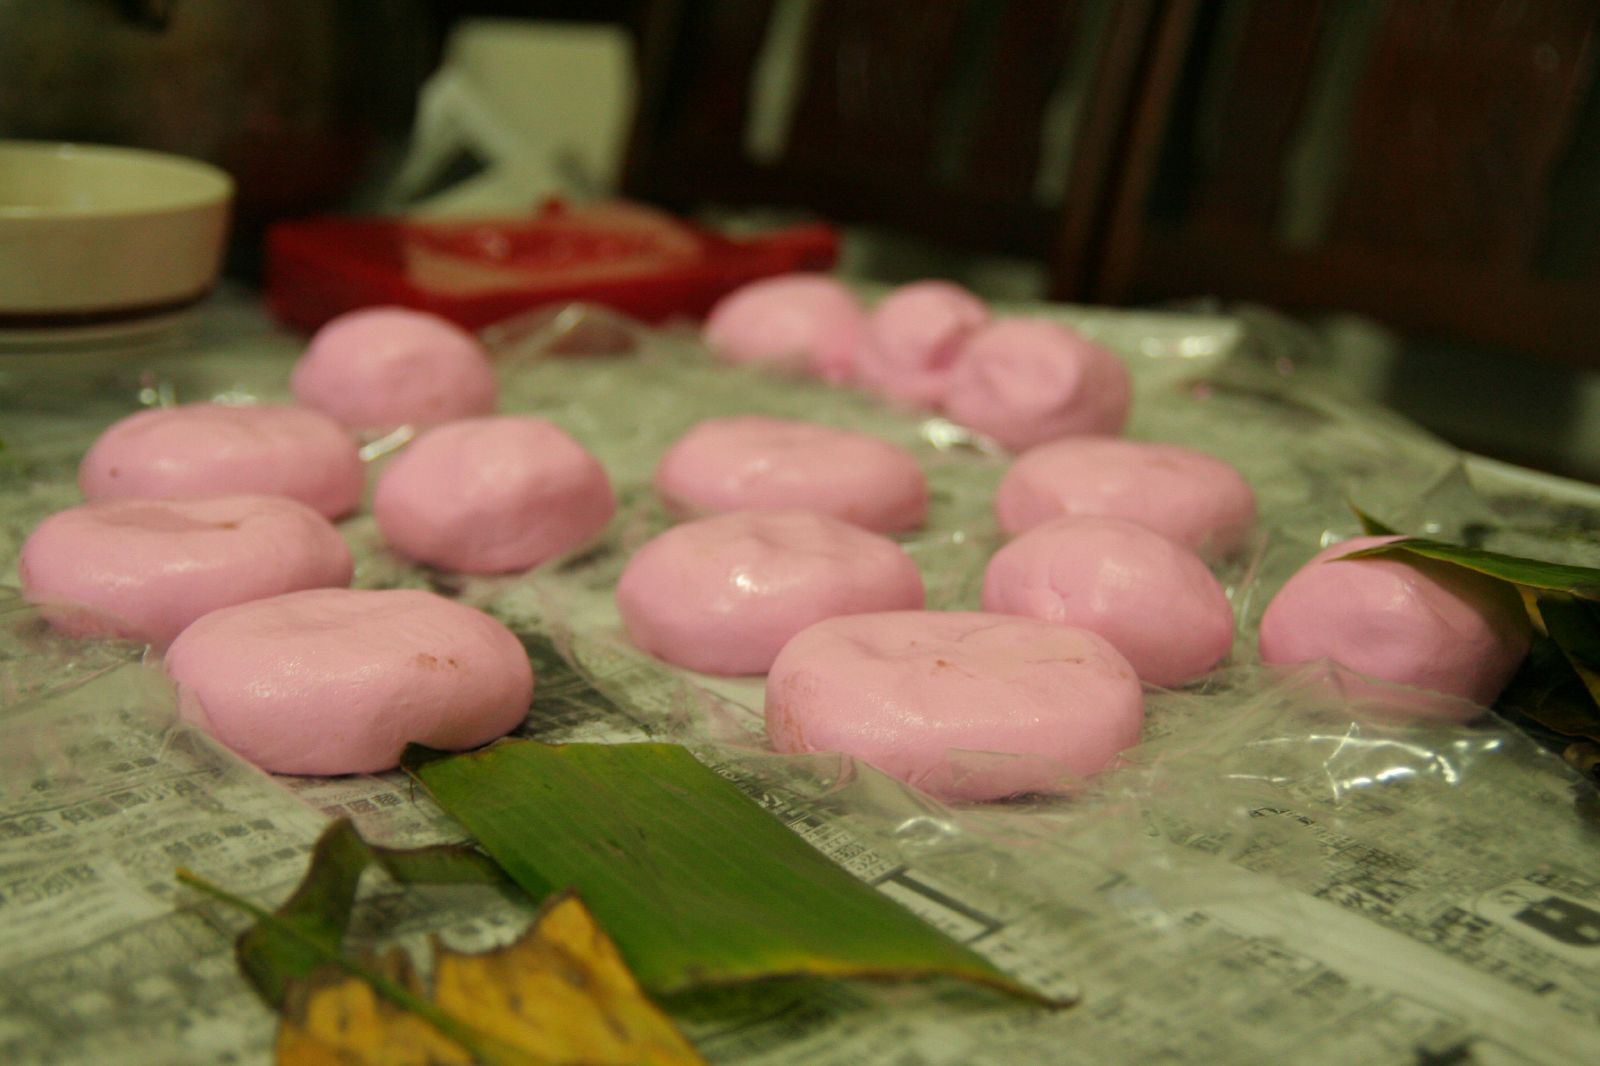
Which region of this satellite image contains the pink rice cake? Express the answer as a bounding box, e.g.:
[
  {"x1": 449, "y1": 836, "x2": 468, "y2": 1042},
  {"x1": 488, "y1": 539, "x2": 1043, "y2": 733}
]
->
[
  {"x1": 373, "y1": 416, "x2": 615, "y2": 574},
  {"x1": 942, "y1": 318, "x2": 1131, "y2": 451},
  {"x1": 1258, "y1": 534, "x2": 1532, "y2": 719},
  {"x1": 854, "y1": 280, "x2": 989, "y2": 409},
  {"x1": 982, "y1": 516, "x2": 1234, "y2": 687},
  {"x1": 655, "y1": 416, "x2": 927, "y2": 533},
  {"x1": 19, "y1": 494, "x2": 352, "y2": 648},
  {"x1": 78, "y1": 403, "x2": 364, "y2": 519},
  {"x1": 292, "y1": 306, "x2": 498, "y2": 429},
  {"x1": 703, "y1": 273, "x2": 866, "y2": 383},
  {"x1": 995, "y1": 437, "x2": 1256, "y2": 558},
  {"x1": 766, "y1": 611, "x2": 1144, "y2": 802},
  {"x1": 617, "y1": 510, "x2": 925, "y2": 675},
  {"x1": 165, "y1": 587, "x2": 534, "y2": 775}
]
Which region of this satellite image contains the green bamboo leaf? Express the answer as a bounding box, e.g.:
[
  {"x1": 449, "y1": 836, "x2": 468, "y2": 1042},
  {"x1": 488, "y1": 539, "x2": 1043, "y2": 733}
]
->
[
  {"x1": 1340, "y1": 515, "x2": 1600, "y2": 758},
  {"x1": 230, "y1": 819, "x2": 531, "y2": 1008},
  {"x1": 1337, "y1": 538, "x2": 1600, "y2": 599},
  {"x1": 1496, "y1": 636, "x2": 1600, "y2": 745},
  {"x1": 403, "y1": 740, "x2": 1062, "y2": 1005},
  {"x1": 1534, "y1": 593, "x2": 1600, "y2": 708},
  {"x1": 1350, "y1": 505, "x2": 1399, "y2": 537}
]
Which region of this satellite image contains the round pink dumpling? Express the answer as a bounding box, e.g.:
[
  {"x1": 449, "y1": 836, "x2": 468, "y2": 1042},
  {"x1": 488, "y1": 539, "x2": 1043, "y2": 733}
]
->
[
  {"x1": 292, "y1": 306, "x2": 498, "y2": 429},
  {"x1": 617, "y1": 510, "x2": 925, "y2": 676},
  {"x1": 655, "y1": 416, "x2": 927, "y2": 533},
  {"x1": 766, "y1": 611, "x2": 1144, "y2": 801},
  {"x1": 1258, "y1": 535, "x2": 1532, "y2": 719},
  {"x1": 703, "y1": 274, "x2": 865, "y2": 383},
  {"x1": 942, "y1": 319, "x2": 1131, "y2": 451},
  {"x1": 982, "y1": 516, "x2": 1233, "y2": 687},
  {"x1": 19, "y1": 495, "x2": 353, "y2": 648},
  {"x1": 373, "y1": 417, "x2": 615, "y2": 574},
  {"x1": 165, "y1": 588, "x2": 534, "y2": 775},
  {"x1": 78, "y1": 404, "x2": 364, "y2": 519},
  {"x1": 854, "y1": 280, "x2": 989, "y2": 408},
  {"x1": 995, "y1": 437, "x2": 1256, "y2": 558}
]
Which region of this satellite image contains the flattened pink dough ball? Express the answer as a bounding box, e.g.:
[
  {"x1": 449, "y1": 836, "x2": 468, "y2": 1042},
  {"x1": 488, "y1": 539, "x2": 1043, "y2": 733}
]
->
[
  {"x1": 655, "y1": 416, "x2": 927, "y2": 533},
  {"x1": 703, "y1": 274, "x2": 865, "y2": 383},
  {"x1": 292, "y1": 306, "x2": 497, "y2": 428},
  {"x1": 996, "y1": 437, "x2": 1256, "y2": 558},
  {"x1": 943, "y1": 319, "x2": 1131, "y2": 451},
  {"x1": 19, "y1": 495, "x2": 353, "y2": 647},
  {"x1": 766, "y1": 611, "x2": 1143, "y2": 801},
  {"x1": 982, "y1": 516, "x2": 1233, "y2": 687},
  {"x1": 1258, "y1": 535, "x2": 1531, "y2": 718},
  {"x1": 78, "y1": 404, "x2": 364, "y2": 519},
  {"x1": 855, "y1": 280, "x2": 989, "y2": 408},
  {"x1": 617, "y1": 510, "x2": 924, "y2": 676},
  {"x1": 374, "y1": 417, "x2": 615, "y2": 574},
  {"x1": 166, "y1": 588, "x2": 533, "y2": 775}
]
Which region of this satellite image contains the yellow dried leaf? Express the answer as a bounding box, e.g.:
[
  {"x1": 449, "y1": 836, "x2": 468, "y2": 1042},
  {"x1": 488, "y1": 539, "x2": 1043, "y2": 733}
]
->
[
  {"x1": 276, "y1": 894, "x2": 703, "y2": 1066},
  {"x1": 277, "y1": 975, "x2": 473, "y2": 1065}
]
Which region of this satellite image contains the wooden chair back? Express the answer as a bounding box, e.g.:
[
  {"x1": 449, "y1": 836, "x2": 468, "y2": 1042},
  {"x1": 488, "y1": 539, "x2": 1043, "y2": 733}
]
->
[
  {"x1": 1089, "y1": 0, "x2": 1600, "y2": 368},
  {"x1": 622, "y1": 0, "x2": 1169, "y2": 291}
]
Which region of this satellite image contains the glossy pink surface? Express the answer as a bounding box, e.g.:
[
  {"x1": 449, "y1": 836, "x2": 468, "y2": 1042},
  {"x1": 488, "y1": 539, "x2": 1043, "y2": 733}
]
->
[
  {"x1": 995, "y1": 437, "x2": 1256, "y2": 558},
  {"x1": 165, "y1": 588, "x2": 534, "y2": 775},
  {"x1": 292, "y1": 306, "x2": 498, "y2": 428},
  {"x1": 617, "y1": 510, "x2": 924, "y2": 676},
  {"x1": 655, "y1": 415, "x2": 927, "y2": 533},
  {"x1": 373, "y1": 416, "x2": 615, "y2": 574},
  {"x1": 982, "y1": 516, "x2": 1234, "y2": 686},
  {"x1": 854, "y1": 280, "x2": 989, "y2": 408},
  {"x1": 78, "y1": 403, "x2": 364, "y2": 519},
  {"x1": 1258, "y1": 535, "x2": 1532, "y2": 718},
  {"x1": 766, "y1": 611, "x2": 1144, "y2": 801},
  {"x1": 942, "y1": 319, "x2": 1131, "y2": 451},
  {"x1": 702, "y1": 273, "x2": 866, "y2": 383},
  {"x1": 19, "y1": 495, "x2": 352, "y2": 647}
]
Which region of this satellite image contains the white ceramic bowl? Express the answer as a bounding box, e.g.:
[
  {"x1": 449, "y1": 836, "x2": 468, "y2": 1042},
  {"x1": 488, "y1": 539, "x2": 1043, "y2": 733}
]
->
[{"x1": 0, "y1": 141, "x2": 233, "y2": 329}]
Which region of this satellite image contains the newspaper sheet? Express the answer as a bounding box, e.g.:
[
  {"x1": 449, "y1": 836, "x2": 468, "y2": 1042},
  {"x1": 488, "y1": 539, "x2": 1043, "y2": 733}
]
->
[{"x1": 1, "y1": 296, "x2": 1595, "y2": 1064}]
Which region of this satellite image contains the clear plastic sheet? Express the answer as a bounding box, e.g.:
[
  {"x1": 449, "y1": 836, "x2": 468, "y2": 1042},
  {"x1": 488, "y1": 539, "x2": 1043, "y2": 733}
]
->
[{"x1": 2, "y1": 294, "x2": 1597, "y2": 1064}]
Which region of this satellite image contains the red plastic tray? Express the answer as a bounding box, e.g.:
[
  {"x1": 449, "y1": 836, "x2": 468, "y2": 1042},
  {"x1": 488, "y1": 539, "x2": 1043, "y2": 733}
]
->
[{"x1": 265, "y1": 201, "x2": 839, "y2": 334}]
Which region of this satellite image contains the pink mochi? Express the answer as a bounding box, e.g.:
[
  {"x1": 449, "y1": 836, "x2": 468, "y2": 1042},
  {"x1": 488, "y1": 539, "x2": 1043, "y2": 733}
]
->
[
  {"x1": 78, "y1": 403, "x2": 364, "y2": 519},
  {"x1": 703, "y1": 273, "x2": 866, "y2": 383},
  {"x1": 995, "y1": 437, "x2": 1256, "y2": 558},
  {"x1": 1258, "y1": 535, "x2": 1532, "y2": 718},
  {"x1": 292, "y1": 306, "x2": 498, "y2": 429},
  {"x1": 165, "y1": 588, "x2": 534, "y2": 775},
  {"x1": 655, "y1": 416, "x2": 927, "y2": 533},
  {"x1": 373, "y1": 416, "x2": 615, "y2": 574},
  {"x1": 766, "y1": 611, "x2": 1144, "y2": 802},
  {"x1": 617, "y1": 510, "x2": 925, "y2": 676},
  {"x1": 942, "y1": 318, "x2": 1131, "y2": 451},
  {"x1": 18, "y1": 495, "x2": 353, "y2": 648},
  {"x1": 854, "y1": 280, "x2": 989, "y2": 408},
  {"x1": 982, "y1": 516, "x2": 1234, "y2": 687}
]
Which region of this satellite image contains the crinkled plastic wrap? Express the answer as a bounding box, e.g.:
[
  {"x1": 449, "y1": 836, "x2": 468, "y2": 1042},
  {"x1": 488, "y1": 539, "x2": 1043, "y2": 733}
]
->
[
  {"x1": 480, "y1": 302, "x2": 1599, "y2": 1057},
  {"x1": 3, "y1": 295, "x2": 1597, "y2": 1064}
]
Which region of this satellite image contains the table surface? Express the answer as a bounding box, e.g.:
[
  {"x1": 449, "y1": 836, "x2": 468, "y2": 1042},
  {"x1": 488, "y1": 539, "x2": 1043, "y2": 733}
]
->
[{"x1": 1, "y1": 293, "x2": 1596, "y2": 1066}]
